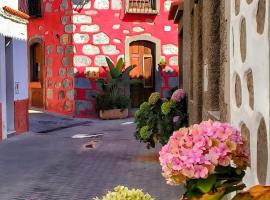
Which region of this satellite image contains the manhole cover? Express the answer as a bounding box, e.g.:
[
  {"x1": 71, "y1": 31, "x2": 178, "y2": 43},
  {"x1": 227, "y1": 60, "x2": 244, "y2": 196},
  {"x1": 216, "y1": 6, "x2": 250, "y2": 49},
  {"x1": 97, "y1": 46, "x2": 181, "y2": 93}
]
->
[{"x1": 84, "y1": 141, "x2": 98, "y2": 149}]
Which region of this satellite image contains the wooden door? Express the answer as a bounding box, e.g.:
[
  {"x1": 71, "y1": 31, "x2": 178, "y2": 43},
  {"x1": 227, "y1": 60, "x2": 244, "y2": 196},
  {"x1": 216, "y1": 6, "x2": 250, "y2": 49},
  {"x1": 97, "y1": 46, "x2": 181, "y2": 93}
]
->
[
  {"x1": 29, "y1": 43, "x2": 44, "y2": 108},
  {"x1": 129, "y1": 41, "x2": 155, "y2": 107}
]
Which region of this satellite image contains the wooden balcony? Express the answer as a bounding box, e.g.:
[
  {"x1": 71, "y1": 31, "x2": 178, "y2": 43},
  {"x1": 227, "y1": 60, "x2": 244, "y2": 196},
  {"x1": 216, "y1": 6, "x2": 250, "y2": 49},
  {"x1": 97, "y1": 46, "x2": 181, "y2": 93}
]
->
[{"x1": 125, "y1": 0, "x2": 159, "y2": 14}]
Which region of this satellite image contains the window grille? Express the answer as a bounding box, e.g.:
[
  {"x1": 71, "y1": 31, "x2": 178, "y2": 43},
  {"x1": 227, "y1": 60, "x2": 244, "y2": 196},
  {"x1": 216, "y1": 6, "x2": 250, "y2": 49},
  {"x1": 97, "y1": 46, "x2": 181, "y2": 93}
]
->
[{"x1": 126, "y1": 0, "x2": 159, "y2": 14}]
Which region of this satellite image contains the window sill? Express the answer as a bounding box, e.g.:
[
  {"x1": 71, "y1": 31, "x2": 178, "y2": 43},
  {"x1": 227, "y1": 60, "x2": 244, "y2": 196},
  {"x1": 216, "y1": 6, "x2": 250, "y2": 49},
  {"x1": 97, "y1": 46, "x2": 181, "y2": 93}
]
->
[
  {"x1": 208, "y1": 111, "x2": 221, "y2": 121},
  {"x1": 125, "y1": 9, "x2": 159, "y2": 14}
]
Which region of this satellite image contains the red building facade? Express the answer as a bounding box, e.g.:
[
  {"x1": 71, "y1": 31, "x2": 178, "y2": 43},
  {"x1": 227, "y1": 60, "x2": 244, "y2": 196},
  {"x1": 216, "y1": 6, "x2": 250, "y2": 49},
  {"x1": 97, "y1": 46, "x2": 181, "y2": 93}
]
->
[{"x1": 27, "y1": 0, "x2": 179, "y2": 117}]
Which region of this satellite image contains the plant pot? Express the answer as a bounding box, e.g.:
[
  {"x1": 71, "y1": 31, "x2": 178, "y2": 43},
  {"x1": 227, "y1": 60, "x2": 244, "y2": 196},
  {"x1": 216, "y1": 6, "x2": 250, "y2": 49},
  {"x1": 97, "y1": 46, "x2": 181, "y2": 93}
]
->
[
  {"x1": 180, "y1": 189, "x2": 225, "y2": 200},
  {"x1": 158, "y1": 64, "x2": 166, "y2": 70},
  {"x1": 99, "y1": 108, "x2": 128, "y2": 120}
]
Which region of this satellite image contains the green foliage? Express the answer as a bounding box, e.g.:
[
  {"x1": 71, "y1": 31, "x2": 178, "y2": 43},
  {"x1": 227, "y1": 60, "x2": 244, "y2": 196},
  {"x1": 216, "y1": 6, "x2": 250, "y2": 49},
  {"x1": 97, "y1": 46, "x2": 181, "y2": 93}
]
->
[
  {"x1": 96, "y1": 94, "x2": 130, "y2": 111},
  {"x1": 93, "y1": 185, "x2": 154, "y2": 200},
  {"x1": 134, "y1": 91, "x2": 188, "y2": 148},
  {"x1": 161, "y1": 100, "x2": 176, "y2": 115},
  {"x1": 148, "y1": 92, "x2": 161, "y2": 105},
  {"x1": 184, "y1": 166, "x2": 246, "y2": 199},
  {"x1": 159, "y1": 58, "x2": 167, "y2": 65},
  {"x1": 95, "y1": 57, "x2": 134, "y2": 111}
]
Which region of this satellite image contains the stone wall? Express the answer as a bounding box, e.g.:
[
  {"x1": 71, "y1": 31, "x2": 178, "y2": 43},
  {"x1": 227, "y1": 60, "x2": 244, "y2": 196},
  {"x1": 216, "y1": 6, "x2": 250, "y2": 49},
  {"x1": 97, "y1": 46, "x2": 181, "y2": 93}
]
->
[
  {"x1": 28, "y1": 0, "x2": 179, "y2": 117},
  {"x1": 182, "y1": 0, "x2": 229, "y2": 124},
  {"x1": 230, "y1": 0, "x2": 270, "y2": 186}
]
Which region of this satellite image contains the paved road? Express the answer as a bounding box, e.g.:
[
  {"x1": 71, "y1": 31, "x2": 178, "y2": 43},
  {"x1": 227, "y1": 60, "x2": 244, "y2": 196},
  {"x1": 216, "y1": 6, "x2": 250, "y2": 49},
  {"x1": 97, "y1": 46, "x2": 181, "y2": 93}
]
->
[{"x1": 0, "y1": 112, "x2": 182, "y2": 200}]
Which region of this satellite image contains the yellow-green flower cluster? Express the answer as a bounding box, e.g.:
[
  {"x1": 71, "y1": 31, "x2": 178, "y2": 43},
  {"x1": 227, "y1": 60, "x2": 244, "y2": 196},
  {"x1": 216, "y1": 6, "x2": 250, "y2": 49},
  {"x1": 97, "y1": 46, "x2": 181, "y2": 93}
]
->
[
  {"x1": 148, "y1": 92, "x2": 161, "y2": 105},
  {"x1": 139, "y1": 125, "x2": 152, "y2": 140},
  {"x1": 140, "y1": 102, "x2": 150, "y2": 111},
  {"x1": 161, "y1": 100, "x2": 176, "y2": 115},
  {"x1": 93, "y1": 185, "x2": 154, "y2": 200}
]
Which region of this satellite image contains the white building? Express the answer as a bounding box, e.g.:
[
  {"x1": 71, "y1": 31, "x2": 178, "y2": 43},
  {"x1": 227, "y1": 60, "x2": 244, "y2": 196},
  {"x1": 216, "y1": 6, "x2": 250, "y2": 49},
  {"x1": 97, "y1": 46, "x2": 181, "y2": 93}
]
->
[{"x1": 0, "y1": 1, "x2": 29, "y2": 140}]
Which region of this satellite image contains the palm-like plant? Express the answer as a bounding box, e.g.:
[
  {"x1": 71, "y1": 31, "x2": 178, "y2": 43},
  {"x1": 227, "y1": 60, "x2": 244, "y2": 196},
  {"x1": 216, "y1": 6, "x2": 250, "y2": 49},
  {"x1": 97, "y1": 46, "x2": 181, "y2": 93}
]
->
[{"x1": 98, "y1": 57, "x2": 135, "y2": 99}]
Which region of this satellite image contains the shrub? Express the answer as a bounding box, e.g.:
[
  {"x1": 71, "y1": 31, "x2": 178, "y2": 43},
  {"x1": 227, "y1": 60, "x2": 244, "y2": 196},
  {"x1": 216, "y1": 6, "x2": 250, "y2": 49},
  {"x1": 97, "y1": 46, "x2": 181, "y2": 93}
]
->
[
  {"x1": 93, "y1": 185, "x2": 154, "y2": 200},
  {"x1": 96, "y1": 94, "x2": 130, "y2": 111},
  {"x1": 134, "y1": 90, "x2": 188, "y2": 148}
]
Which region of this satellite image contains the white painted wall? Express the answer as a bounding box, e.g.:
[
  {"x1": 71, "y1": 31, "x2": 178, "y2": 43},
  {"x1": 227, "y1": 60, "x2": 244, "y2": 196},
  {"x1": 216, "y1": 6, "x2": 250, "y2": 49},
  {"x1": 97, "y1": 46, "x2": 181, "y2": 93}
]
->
[
  {"x1": 0, "y1": 0, "x2": 18, "y2": 9},
  {"x1": 230, "y1": 0, "x2": 270, "y2": 186},
  {"x1": 13, "y1": 39, "x2": 28, "y2": 100},
  {"x1": 0, "y1": 35, "x2": 7, "y2": 139}
]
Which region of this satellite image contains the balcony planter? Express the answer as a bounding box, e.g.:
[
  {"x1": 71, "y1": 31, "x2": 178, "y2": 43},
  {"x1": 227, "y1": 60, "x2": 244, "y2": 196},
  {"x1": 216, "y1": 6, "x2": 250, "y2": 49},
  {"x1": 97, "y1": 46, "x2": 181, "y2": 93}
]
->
[{"x1": 99, "y1": 109, "x2": 128, "y2": 120}]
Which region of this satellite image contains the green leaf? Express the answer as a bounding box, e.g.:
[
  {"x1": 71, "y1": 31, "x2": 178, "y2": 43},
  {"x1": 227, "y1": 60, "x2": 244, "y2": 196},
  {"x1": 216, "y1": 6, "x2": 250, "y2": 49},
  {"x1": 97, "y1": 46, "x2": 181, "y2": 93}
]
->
[
  {"x1": 116, "y1": 58, "x2": 124, "y2": 72},
  {"x1": 106, "y1": 57, "x2": 121, "y2": 79},
  {"x1": 197, "y1": 175, "x2": 217, "y2": 194}
]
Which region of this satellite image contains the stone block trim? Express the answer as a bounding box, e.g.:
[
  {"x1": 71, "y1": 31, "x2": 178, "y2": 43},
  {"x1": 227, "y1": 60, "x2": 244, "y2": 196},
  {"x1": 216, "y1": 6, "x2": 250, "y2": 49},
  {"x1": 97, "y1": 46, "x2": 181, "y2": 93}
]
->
[{"x1": 14, "y1": 99, "x2": 29, "y2": 133}]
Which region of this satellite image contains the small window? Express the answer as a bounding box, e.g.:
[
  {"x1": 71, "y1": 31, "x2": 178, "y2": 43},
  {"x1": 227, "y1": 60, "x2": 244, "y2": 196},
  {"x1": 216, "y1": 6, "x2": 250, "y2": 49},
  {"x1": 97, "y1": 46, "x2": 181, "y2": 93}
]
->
[
  {"x1": 19, "y1": 0, "x2": 42, "y2": 17},
  {"x1": 126, "y1": 0, "x2": 159, "y2": 14},
  {"x1": 28, "y1": 0, "x2": 42, "y2": 17}
]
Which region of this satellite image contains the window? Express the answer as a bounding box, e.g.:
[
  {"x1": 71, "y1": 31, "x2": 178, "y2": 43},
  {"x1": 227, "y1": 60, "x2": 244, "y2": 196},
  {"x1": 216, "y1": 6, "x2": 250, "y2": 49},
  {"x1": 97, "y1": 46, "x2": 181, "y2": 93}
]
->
[
  {"x1": 125, "y1": 0, "x2": 159, "y2": 14},
  {"x1": 19, "y1": 0, "x2": 42, "y2": 17}
]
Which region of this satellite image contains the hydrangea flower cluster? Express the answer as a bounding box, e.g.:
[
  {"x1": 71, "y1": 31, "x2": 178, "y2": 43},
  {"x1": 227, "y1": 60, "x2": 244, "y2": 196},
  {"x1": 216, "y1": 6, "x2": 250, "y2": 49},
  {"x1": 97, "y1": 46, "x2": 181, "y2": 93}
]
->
[
  {"x1": 171, "y1": 89, "x2": 186, "y2": 102},
  {"x1": 93, "y1": 185, "x2": 154, "y2": 200},
  {"x1": 161, "y1": 100, "x2": 176, "y2": 115},
  {"x1": 140, "y1": 125, "x2": 151, "y2": 141},
  {"x1": 148, "y1": 92, "x2": 161, "y2": 105},
  {"x1": 159, "y1": 120, "x2": 249, "y2": 185}
]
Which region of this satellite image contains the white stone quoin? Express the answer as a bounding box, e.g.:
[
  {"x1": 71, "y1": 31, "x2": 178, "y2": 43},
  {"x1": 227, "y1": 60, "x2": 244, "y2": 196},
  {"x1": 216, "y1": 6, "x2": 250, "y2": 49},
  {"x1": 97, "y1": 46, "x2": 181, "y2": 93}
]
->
[
  {"x1": 112, "y1": 24, "x2": 120, "y2": 29},
  {"x1": 93, "y1": 32, "x2": 110, "y2": 44},
  {"x1": 73, "y1": 33, "x2": 90, "y2": 44},
  {"x1": 94, "y1": 55, "x2": 108, "y2": 66},
  {"x1": 80, "y1": 24, "x2": 100, "y2": 33},
  {"x1": 169, "y1": 56, "x2": 178, "y2": 66},
  {"x1": 102, "y1": 45, "x2": 120, "y2": 55},
  {"x1": 164, "y1": 25, "x2": 171, "y2": 32},
  {"x1": 72, "y1": 15, "x2": 92, "y2": 24},
  {"x1": 73, "y1": 55, "x2": 91, "y2": 67},
  {"x1": 164, "y1": 0, "x2": 172, "y2": 11},
  {"x1": 111, "y1": 0, "x2": 122, "y2": 10},
  {"x1": 94, "y1": 0, "x2": 109, "y2": 9},
  {"x1": 162, "y1": 44, "x2": 178, "y2": 55},
  {"x1": 82, "y1": 44, "x2": 100, "y2": 55},
  {"x1": 113, "y1": 39, "x2": 121, "y2": 44},
  {"x1": 133, "y1": 27, "x2": 144, "y2": 33}
]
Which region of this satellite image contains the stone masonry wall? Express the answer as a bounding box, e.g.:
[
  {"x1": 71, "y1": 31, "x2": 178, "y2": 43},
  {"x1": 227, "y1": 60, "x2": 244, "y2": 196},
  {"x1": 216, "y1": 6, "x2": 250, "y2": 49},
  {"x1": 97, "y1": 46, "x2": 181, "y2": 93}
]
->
[
  {"x1": 28, "y1": 0, "x2": 75, "y2": 116},
  {"x1": 182, "y1": 0, "x2": 229, "y2": 125},
  {"x1": 28, "y1": 0, "x2": 179, "y2": 117}
]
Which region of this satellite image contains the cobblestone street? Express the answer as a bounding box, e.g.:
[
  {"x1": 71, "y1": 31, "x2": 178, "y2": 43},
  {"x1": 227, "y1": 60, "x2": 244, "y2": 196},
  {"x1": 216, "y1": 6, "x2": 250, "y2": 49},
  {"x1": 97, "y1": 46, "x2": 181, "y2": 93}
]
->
[{"x1": 0, "y1": 112, "x2": 182, "y2": 200}]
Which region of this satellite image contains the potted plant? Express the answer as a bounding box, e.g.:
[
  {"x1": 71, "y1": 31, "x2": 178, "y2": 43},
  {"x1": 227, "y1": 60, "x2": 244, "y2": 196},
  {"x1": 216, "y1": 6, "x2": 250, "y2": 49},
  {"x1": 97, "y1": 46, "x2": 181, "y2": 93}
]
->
[
  {"x1": 159, "y1": 120, "x2": 249, "y2": 200},
  {"x1": 158, "y1": 58, "x2": 167, "y2": 69},
  {"x1": 96, "y1": 57, "x2": 135, "y2": 119}
]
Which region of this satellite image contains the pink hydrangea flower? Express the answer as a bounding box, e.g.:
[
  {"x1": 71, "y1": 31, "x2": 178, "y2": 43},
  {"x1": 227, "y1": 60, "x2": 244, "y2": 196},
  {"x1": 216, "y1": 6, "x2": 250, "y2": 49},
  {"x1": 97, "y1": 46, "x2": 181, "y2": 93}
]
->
[
  {"x1": 159, "y1": 120, "x2": 249, "y2": 185},
  {"x1": 171, "y1": 89, "x2": 185, "y2": 102}
]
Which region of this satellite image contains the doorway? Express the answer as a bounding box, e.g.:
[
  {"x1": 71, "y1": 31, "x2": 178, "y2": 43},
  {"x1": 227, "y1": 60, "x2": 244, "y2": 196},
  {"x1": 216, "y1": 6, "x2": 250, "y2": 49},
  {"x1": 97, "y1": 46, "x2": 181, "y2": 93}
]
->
[
  {"x1": 5, "y1": 37, "x2": 15, "y2": 134},
  {"x1": 29, "y1": 42, "x2": 44, "y2": 108},
  {"x1": 129, "y1": 41, "x2": 156, "y2": 107}
]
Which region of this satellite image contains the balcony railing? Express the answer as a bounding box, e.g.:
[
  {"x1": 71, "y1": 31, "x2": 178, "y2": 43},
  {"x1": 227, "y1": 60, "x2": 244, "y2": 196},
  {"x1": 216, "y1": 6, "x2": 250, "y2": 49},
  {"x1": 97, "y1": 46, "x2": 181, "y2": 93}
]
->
[{"x1": 126, "y1": 0, "x2": 159, "y2": 14}]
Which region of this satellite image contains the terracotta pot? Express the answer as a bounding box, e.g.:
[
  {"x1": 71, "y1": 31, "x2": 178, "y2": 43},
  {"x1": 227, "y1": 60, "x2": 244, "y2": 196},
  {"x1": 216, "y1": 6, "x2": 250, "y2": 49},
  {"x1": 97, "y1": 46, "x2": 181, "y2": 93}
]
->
[
  {"x1": 99, "y1": 109, "x2": 128, "y2": 120},
  {"x1": 158, "y1": 64, "x2": 166, "y2": 70}
]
